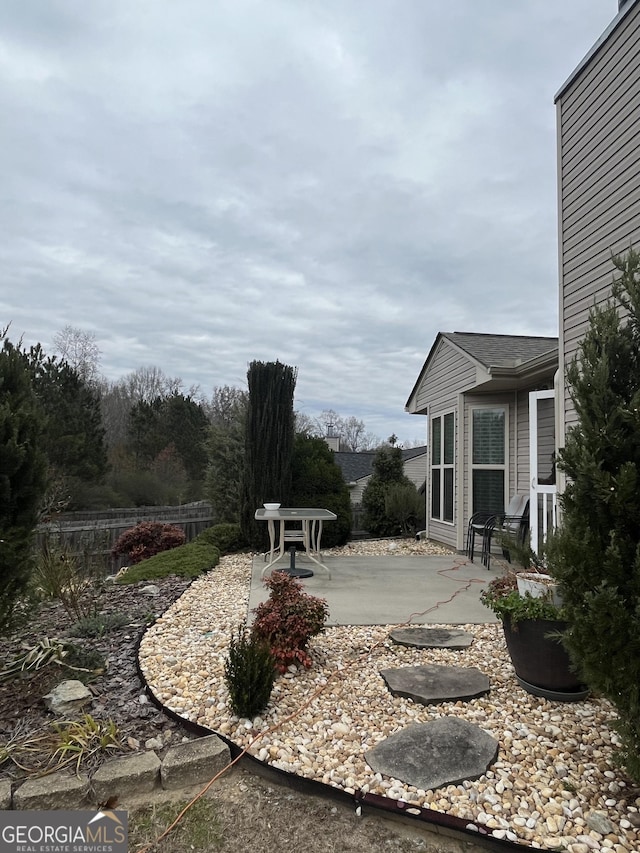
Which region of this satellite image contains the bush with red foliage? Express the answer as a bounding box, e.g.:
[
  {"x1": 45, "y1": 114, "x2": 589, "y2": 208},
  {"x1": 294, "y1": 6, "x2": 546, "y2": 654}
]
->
[
  {"x1": 251, "y1": 571, "x2": 329, "y2": 673},
  {"x1": 111, "y1": 521, "x2": 186, "y2": 565}
]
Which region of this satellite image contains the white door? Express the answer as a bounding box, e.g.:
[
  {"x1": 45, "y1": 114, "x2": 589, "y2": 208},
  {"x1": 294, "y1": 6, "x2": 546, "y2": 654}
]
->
[{"x1": 529, "y1": 389, "x2": 558, "y2": 554}]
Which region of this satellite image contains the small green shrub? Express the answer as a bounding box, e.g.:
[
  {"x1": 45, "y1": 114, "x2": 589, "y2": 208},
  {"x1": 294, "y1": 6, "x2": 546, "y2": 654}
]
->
[
  {"x1": 61, "y1": 644, "x2": 105, "y2": 681},
  {"x1": 252, "y1": 571, "x2": 328, "y2": 673},
  {"x1": 111, "y1": 521, "x2": 186, "y2": 565},
  {"x1": 68, "y1": 612, "x2": 128, "y2": 638},
  {"x1": 384, "y1": 482, "x2": 424, "y2": 536},
  {"x1": 195, "y1": 523, "x2": 245, "y2": 554},
  {"x1": 224, "y1": 622, "x2": 276, "y2": 718},
  {"x1": 116, "y1": 540, "x2": 220, "y2": 584}
]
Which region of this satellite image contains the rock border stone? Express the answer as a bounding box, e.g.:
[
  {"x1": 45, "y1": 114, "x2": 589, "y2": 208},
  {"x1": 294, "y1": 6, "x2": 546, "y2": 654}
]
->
[{"x1": 5, "y1": 734, "x2": 231, "y2": 810}]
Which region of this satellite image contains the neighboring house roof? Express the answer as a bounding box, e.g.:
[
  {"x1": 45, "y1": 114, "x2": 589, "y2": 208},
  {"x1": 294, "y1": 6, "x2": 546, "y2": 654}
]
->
[
  {"x1": 406, "y1": 331, "x2": 558, "y2": 412},
  {"x1": 333, "y1": 451, "x2": 376, "y2": 484},
  {"x1": 333, "y1": 446, "x2": 427, "y2": 484}
]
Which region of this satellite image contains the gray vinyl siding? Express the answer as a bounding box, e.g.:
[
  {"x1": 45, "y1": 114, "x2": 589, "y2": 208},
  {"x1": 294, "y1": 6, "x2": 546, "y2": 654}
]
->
[
  {"x1": 516, "y1": 391, "x2": 531, "y2": 496},
  {"x1": 558, "y1": 1, "x2": 640, "y2": 428},
  {"x1": 403, "y1": 453, "x2": 427, "y2": 491},
  {"x1": 414, "y1": 340, "x2": 477, "y2": 414},
  {"x1": 422, "y1": 341, "x2": 478, "y2": 550}
]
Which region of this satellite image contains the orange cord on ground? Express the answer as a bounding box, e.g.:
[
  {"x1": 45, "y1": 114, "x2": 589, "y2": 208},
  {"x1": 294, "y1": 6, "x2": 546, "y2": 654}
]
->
[{"x1": 137, "y1": 552, "x2": 492, "y2": 851}]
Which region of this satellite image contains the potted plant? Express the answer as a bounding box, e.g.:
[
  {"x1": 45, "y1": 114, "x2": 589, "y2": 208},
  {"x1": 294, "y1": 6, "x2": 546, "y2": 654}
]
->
[
  {"x1": 480, "y1": 572, "x2": 588, "y2": 701},
  {"x1": 511, "y1": 549, "x2": 564, "y2": 608}
]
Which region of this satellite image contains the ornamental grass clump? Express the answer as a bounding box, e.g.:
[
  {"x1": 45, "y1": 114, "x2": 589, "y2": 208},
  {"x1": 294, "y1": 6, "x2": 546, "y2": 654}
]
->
[
  {"x1": 251, "y1": 571, "x2": 329, "y2": 673},
  {"x1": 224, "y1": 622, "x2": 276, "y2": 718}
]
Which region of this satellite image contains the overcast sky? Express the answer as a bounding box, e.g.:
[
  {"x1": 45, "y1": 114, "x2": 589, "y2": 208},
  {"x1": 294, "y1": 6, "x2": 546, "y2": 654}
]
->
[{"x1": 1, "y1": 1, "x2": 616, "y2": 444}]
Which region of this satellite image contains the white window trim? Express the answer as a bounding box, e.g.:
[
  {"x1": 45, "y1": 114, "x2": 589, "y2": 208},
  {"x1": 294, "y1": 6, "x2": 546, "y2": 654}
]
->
[
  {"x1": 430, "y1": 410, "x2": 455, "y2": 525},
  {"x1": 468, "y1": 404, "x2": 509, "y2": 517}
]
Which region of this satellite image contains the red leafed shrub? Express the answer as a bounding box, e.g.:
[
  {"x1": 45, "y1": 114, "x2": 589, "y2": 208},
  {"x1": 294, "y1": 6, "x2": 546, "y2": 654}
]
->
[
  {"x1": 111, "y1": 521, "x2": 186, "y2": 564},
  {"x1": 251, "y1": 571, "x2": 329, "y2": 673}
]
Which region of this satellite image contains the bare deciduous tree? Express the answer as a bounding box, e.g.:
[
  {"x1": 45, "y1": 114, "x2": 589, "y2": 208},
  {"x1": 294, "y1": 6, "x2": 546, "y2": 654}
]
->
[{"x1": 52, "y1": 325, "x2": 101, "y2": 385}]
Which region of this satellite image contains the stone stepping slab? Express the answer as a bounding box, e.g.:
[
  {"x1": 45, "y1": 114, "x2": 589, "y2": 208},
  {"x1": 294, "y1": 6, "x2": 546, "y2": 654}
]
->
[
  {"x1": 380, "y1": 664, "x2": 490, "y2": 705},
  {"x1": 366, "y1": 718, "x2": 499, "y2": 791},
  {"x1": 389, "y1": 627, "x2": 473, "y2": 649}
]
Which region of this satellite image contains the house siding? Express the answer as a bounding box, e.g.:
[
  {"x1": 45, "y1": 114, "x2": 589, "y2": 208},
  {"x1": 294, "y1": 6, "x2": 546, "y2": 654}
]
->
[
  {"x1": 403, "y1": 454, "x2": 427, "y2": 491},
  {"x1": 420, "y1": 340, "x2": 478, "y2": 550},
  {"x1": 558, "y1": 1, "x2": 640, "y2": 429},
  {"x1": 414, "y1": 340, "x2": 477, "y2": 413}
]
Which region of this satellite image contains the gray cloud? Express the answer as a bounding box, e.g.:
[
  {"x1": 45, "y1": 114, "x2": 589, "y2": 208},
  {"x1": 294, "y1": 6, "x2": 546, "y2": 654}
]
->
[{"x1": 1, "y1": 0, "x2": 615, "y2": 442}]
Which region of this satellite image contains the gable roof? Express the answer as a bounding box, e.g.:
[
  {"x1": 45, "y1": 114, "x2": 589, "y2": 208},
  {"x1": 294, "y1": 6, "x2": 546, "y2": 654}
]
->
[
  {"x1": 406, "y1": 331, "x2": 558, "y2": 411},
  {"x1": 333, "y1": 445, "x2": 427, "y2": 484},
  {"x1": 441, "y1": 332, "x2": 558, "y2": 369}
]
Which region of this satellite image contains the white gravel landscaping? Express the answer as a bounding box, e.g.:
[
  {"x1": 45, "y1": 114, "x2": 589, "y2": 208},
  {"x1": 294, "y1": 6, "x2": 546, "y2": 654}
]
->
[{"x1": 139, "y1": 541, "x2": 640, "y2": 852}]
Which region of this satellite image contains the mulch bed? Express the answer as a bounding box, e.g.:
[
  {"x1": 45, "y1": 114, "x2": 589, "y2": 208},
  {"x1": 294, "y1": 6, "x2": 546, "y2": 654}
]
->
[{"x1": 0, "y1": 576, "x2": 196, "y2": 784}]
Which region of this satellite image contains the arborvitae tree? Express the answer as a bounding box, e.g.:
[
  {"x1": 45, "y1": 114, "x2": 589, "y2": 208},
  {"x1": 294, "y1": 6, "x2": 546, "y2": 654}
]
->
[
  {"x1": 548, "y1": 248, "x2": 640, "y2": 782},
  {"x1": 362, "y1": 445, "x2": 416, "y2": 536},
  {"x1": 0, "y1": 337, "x2": 47, "y2": 631},
  {"x1": 289, "y1": 435, "x2": 351, "y2": 547},
  {"x1": 240, "y1": 360, "x2": 297, "y2": 548}
]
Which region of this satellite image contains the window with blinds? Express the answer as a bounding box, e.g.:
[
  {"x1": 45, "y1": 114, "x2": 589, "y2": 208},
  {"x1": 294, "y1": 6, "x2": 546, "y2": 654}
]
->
[
  {"x1": 431, "y1": 411, "x2": 455, "y2": 523},
  {"x1": 471, "y1": 407, "x2": 507, "y2": 514}
]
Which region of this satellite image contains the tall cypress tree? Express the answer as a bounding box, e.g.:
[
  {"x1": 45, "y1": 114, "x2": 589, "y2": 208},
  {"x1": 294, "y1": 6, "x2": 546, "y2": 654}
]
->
[
  {"x1": 548, "y1": 249, "x2": 640, "y2": 781},
  {"x1": 241, "y1": 360, "x2": 297, "y2": 548},
  {"x1": 0, "y1": 338, "x2": 47, "y2": 631}
]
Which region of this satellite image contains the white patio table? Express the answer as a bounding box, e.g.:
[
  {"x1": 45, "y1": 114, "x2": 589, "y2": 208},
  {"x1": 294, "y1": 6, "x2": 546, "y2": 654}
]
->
[{"x1": 254, "y1": 507, "x2": 337, "y2": 579}]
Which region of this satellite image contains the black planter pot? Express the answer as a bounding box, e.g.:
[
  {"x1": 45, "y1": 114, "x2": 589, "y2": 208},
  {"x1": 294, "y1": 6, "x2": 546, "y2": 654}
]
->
[{"x1": 502, "y1": 618, "x2": 588, "y2": 700}]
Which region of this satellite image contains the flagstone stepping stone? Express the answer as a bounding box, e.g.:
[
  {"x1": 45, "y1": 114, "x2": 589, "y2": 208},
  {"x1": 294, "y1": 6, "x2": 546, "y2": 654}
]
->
[
  {"x1": 366, "y1": 718, "x2": 499, "y2": 790},
  {"x1": 389, "y1": 627, "x2": 473, "y2": 649},
  {"x1": 379, "y1": 664, "x2": 490, "y2": 704}
]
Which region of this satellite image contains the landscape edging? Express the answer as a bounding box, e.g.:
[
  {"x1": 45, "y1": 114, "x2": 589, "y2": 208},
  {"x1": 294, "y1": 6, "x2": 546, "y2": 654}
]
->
[{"x1": 5, "y1": 733, "x2": 231, "y2": 810}]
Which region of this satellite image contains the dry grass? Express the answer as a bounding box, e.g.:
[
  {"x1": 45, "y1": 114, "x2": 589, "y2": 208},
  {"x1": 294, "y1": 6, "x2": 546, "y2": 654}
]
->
[{"x1": 127, "y1": 769, "x2": 476, "y2": 853}]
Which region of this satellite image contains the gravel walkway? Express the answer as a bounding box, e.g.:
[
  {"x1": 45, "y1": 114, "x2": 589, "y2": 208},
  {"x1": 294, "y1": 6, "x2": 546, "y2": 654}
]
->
[{"x1": 139, "y1": 541, "x2": 640, "y2": 852}]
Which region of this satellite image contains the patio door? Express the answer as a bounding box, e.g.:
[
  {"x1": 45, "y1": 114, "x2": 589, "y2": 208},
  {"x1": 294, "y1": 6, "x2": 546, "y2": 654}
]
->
[{"x1": 529, "y1": 389, "x2": 557, "y2": 553}]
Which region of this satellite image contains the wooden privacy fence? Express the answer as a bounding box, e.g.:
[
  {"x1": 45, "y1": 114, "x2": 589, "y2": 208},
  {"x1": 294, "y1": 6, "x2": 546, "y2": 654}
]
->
[{"x1": 36, "y1": 502, "x2": 215, "y2": 571}]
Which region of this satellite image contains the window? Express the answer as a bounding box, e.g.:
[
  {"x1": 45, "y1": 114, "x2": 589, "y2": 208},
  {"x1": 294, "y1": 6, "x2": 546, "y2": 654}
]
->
[
  {"x1": 431, "y1": 412, "x2": 455, "y2": 523},
  {"x1": 471, "y1": 407, "x2": 507, "y2": 514}
]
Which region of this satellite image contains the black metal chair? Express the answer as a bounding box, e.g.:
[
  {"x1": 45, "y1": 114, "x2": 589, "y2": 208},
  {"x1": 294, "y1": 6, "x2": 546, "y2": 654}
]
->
[
  {"x1": 466, "y1": 495, "x2": 529, "y2": 569},
  {"x1": 466, "y1": 510, "x2": 496, "y2": 563},
  {"x1": 481, "y1": 502, "x2": 530, "y2": 570}
]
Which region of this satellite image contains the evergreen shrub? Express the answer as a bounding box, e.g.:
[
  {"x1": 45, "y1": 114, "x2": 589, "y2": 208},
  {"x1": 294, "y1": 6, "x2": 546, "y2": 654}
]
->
[
  {"x1": 224, "y1": 622, "x2": 276, "y2": 718},
  {"x1": 362, "y1": 446, "x2": 419, "y2": 537},
  {"x1": 548, "y1": 249, "x2": 640, "y2": 781},
  {"x1": 195, "y1": 523, "x2": 245, "y2": 554},
  {"x1": 115, "y1": 540, "x2": 220, "y2": 583}
]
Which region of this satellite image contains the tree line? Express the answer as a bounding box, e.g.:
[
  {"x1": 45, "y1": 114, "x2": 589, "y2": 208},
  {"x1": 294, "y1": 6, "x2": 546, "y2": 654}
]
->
[
  {"x1": 1, "y1": 325, "x2": 410, "y2": 515},
  {"x1": 1, "y1": 327, "x2": 425, "y2": 630}
]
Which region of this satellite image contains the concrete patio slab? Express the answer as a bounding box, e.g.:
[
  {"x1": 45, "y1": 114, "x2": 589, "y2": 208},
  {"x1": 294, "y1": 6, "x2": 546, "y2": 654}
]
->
[{"x1": 248, "y1": 553, "x2": 498, "y2": 626}]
